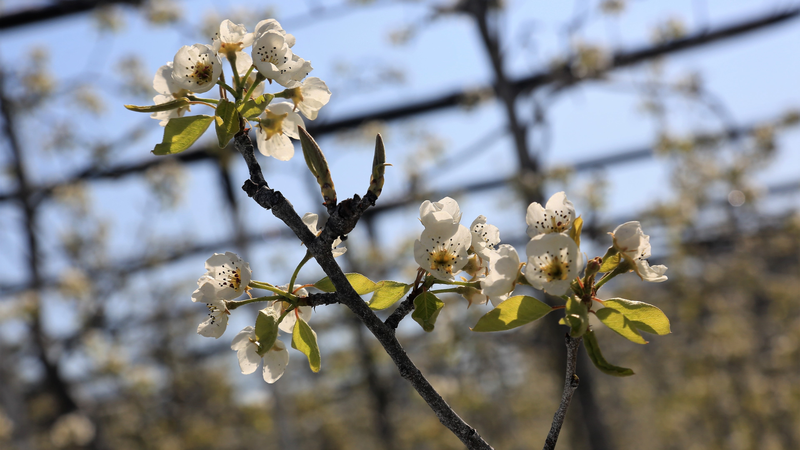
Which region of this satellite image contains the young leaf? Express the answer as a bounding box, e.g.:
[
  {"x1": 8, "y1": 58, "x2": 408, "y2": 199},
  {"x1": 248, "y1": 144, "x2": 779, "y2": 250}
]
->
[
  {"x1": 472, "y1": 295, "x2": 553, "y2": 332},
  {"x1": 560, "y1": 296, "x2": 588, "y2": 338},
  {"x1": 583, "y1": 329, "x2": 635, "y2": 377},
  {"x1": 214, "y1": 99, "x2": 239, "y2": 148},
  {"x1": 239, "y1": 93, "x2": 274, "y2": 120},
  {"x1": 313, "y1": 273, "x2": 377, "y2": 295},
  {"x1": 254, "y1": 308, "x2": 279, "y2": 357},
  {"x1": 368, "y1": 281, "x2": 411, "y2": 310},
  {"x1": 569, "y1": 215, "x2": 584, "y2": 247},
  {"x1": 152, "y1": 115, "x2": 214, "y2": 155},
  {"x1": 602, "y1": 298, "x2": 671, "y2": 335},
  {"x1": 412, "y1": 292, "x2": 444, "y2": 332},
  {"x1": 599, "y1": 252, "x2": 621, "y2": 273},
  {"x1": 291, "y1": 317, "x2": 321, "y2": 373},
  {"x1": 595, "y1": 308, "x2": 647, "y2": 344},
  {"x1": 125, "y1": 98, "x2": 190, "y2": 113}
]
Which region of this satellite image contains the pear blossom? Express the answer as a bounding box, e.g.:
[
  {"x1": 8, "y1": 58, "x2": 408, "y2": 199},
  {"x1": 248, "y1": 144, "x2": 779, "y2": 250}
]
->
[
  {"x1": 524, "y1": 233, "x2": 583, "y2": 296},
  {"x1": 201, "y1": 251, "x2": 252, "y2": 299},
  {"x1": 302, "y1": 213, "x2": 346, "y2": 257},
  {"x1": 211, "y1": 19, "x2": 254, "y2": 59},
  {"x1": 150, "y1": 62, "x2": 190, "y2": 126},
  {"x1": 414, "y1": 197, "x2": 471, "y2": 280},
  {"x1": 251, "y1": 30, "x2": 293, "y2": 82},
  {"x1": 230, "y1": 326, "x2": 289, "y2": 384},
  {"x1": 611, "y1": 221, "x2": 668, "y2": 282},
  {"x1": 171, "y1": 44, "x2": 222, "y2": 93},
  {"x1": 274, "y1": 54, "x2": 313, "y2": 88},
  {"x1": 461, "y1": 253, "x2": 488, "y2": 278},
  {"x1": 254, "y1": 19, "x2": 296, "y2": 48},
  {"x1": 254, "y1": 102, "x2": 305, "y2": 161},
  {"x1": 481, "y1": 245, "x2": 521, "y2": 306},
  {"x1": 191, "y1": 279, "x2": 229, "y2": 338},
  {"x1": 282, "y1": 77, "x2": 331, "y2": 120},
  {"x1": 526, "y1": 191, "x2": 576, "y2": 237},
  {"x1": 273, "y1": 285, "x2": 311, "y2": 333},
  {"x1": 470, "y1": 215, "x2": 500, "y2": 260}
]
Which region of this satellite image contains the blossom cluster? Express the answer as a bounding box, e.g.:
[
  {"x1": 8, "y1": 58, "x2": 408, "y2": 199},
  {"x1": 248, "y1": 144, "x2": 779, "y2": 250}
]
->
[
  {"x1": 148, "y1": 18, "x2": 331, "y2": 160},
  {"x1": 412, "y1": 192, "x2": 667, "y2": 305}
]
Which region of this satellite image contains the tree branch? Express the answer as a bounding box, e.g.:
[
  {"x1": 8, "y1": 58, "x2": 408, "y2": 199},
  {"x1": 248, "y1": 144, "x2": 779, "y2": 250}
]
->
[
  {"x1": 543, "y1": 334, "x2": 582, "y2": 450},
  {"x1": 234, "y1": 131, "x2": 494, "y2": 450}
]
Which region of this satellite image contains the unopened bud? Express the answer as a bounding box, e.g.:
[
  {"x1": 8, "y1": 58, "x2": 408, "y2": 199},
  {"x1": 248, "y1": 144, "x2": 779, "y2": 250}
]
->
[
  {"x1": 298, "y1": 126, "x2": 337, "y2": 208},
  {"x1": 369, "y1": 134, "x2": 389, "y2": 200}
]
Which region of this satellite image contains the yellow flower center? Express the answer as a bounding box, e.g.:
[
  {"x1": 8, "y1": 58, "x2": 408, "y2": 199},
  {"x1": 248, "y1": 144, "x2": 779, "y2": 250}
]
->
[{"x1": 259, "y1": 110, "x2": 288, "y2": 140}]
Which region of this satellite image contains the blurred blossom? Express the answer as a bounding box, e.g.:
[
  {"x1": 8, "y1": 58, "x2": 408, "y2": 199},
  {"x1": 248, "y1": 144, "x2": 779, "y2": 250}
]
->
[{"x1": 50, "y1": 413, "x2": 96, "y2": 448}]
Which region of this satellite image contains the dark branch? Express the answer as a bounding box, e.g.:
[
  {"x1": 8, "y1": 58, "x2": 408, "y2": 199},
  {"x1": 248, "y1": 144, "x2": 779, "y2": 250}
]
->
[
  {"x1": 234, "y1": 132, "x2": 494, "y2": 450},
  {"x1": 543, "y1": 334, "x2": 583, "y2": 450},
  {"x1": 0, "y1": 0, "x2": 144, "y2": 31}
]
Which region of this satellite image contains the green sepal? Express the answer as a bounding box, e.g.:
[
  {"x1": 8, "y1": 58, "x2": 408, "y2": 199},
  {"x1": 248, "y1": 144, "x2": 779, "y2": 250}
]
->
[
  {"x1": 125, "y1": 98, "x2": 190, "y2": 113},
  {"x1": 471, "y1": 295, "x2": 553, "y2": 332},
  {"x1": 313, "y1": 273, "x2": 377, "y2": 295},
  {"x1": 602, "y1": 298, "x2": 671, "y2": 335},
  {"x1": 254, "y1": 308, "x2": 279, "y2": 357},
  {"x1": 238, "y1": 93, "x2": 274, "y2": 120},
  {"x1": 559, "y1": 296, "x2": 588, "y2": 338},
  {"x1": 583, "y1": 329, "x2": 635, "y2": 377},
  {"x1": 595, "y1": 308, "x2": 647, "y2": 344},
  {"x1": 599, "y1": 251, "x2": 621, "y2": 273},
  {"x1": 291, "y1": 317, "x2": 321, "y2": 373},
  {"x1": 569, "y1": 215, "x2": 583, "y2": 247},
  {"x1": 152, "y1": 115, "x2": 214, "y2": 155},
  {"x1": 411, "y1": 292, "x2": 444, "y2": 332},
  {"x1": 214, "y1": 99, "x2": 240, "y2": 148},
  {"x1": 368, "y1": 281, "x2": 411, "y2": 310}
]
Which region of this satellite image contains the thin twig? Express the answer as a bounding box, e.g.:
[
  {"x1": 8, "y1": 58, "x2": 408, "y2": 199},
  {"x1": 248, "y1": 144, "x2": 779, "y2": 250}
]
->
[
  {"x1": 543, "y1": 334, "x2": 583, "y2": 450},
  {"x1": 234, "y1": 132, "x2": 494, "y2": 450}
]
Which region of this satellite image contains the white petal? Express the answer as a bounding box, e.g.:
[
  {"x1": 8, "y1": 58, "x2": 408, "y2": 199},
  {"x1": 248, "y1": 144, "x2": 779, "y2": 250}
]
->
[
  {"x1": 636, "y1": 260, "x2": 668, "y2": 282},
  {"x1": 414, "y1": 225, "x2": 472, "y2": 280},
  {"x1": 302, "y1": 213, "x2": 320, "y2": 234},
  {"x1": 268, "y1": 103, "x2": 304, "y2": 139},
  {"x1": 278, "y1": 305, "x2": 313, "y2": 334},
  {"x1": 171, "y1": 44, "x2": 222, "y2": 93},
  {"x1": 257, "y1": 132, "x2": 294, "y2": 161},
  {"x1": 482, "y1": 245, "x2": 520, "y2": 301},
  {"x1": 197, "y1": 310, "x2": 228, "y2": 338},
  {"x1": 251, "y1": 31, "x2": 291, "y2": 79},
  {"x1": 544, "y1": 191, "x2": 576, "y2": 230},
  {"x1": 235, "y1": 52, "x2": 254, "y2": 76},
  {"x1": 231, "y1": 327, "x2": 261, "y2": 374},
  {"x1": 230, "y1": 326, "x2": 254, "y2": 351},
  {"x1": 262, "y1": 340, "x2": 289, "y2": 383},
  {"x1": 470, "y1": 215, "x2": 501, "y2": 260},
  {"x1": 524, "y1": 234, "x2": 583, "y2": 296}
]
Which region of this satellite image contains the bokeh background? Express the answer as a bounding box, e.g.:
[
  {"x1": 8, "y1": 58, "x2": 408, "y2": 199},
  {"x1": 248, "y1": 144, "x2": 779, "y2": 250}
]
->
[{"x1": 1, "y1": 0, "x2": 799, "y2": 449}]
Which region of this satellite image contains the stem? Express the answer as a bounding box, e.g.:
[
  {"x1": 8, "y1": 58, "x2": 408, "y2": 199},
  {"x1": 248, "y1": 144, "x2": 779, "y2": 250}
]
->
[
  {"x1": 288, "y1": 251, "x2": 313, "y2": 291},
  {"x1": 227, "y1": 295, "x2": 280, "y2": 311},
  {"x1": 233, "y1": 134, "x2": 493, "y2": 450},
  {"x1": 543, "y1": 334, "x2": 582, "y2": 450},
  {"x1": 187, "y1": 100, "x2": 217, "y2": 109},
  {"x1": 242, "y1": 72, "x2": 265, "y2": 102},
  {"x1": 428, "y1": 288, "x2": 461, "y2": 295},
  {"x1": 250, "y1": 281, "x2": 295, "y2": 299},
  {"x1": 432, "y1": 278, "x2": 481, "y2": 288},
  {"x1": 228, "y1": 53, "x2": 242, "y2": 100},
  {"x1": 593, "y1": 265, "x2": 626, "y2": 292},
  {"x1": 216, "y1": 80, "x2": 237, "y2": 97},
  {"x1": 186, "y1": 96, "x2": 219, "y2": 104}
]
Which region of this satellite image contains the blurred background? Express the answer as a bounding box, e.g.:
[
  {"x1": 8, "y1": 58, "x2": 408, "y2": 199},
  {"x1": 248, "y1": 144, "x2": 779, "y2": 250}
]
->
[{"x1": 1, "y1": 0, "x2": 799, "y2": 448}]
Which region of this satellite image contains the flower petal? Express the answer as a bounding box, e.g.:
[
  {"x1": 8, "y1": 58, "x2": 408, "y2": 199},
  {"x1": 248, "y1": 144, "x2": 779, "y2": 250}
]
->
[{"x1": 262, "y1": 340, "x2": 289, "y2": 383}]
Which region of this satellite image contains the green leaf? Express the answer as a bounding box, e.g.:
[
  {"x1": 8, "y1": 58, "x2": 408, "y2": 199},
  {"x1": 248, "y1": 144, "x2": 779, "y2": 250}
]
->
[
  {"x1": 368, "y1": 281, "x2": 411, "y2": 310},
  {"x1": 595, "y1": 308, "x2": 647, "y2": 344},
  {"x1": 125, "y1": 98, "x2": 190, "y2": 113},
  {"x1": 583, "y1": 330, "x2": 635, "y2": 377},
  {"x1": 254, "y1": 308, "x2": 279, "y2": 357},
  {"x1": 411, "y1": 292, "x2": 444, "y2": 332},
  {"x1": 599, "y1": 252, "x2": 621, "y2": 273},
  {"x1": 214, "y1": 99, "x2": 239, "y2": 148},
  {"x1": 602, "y1": 298, "x2": 671, "y2": 335},
  {"x1": 291, "y1": 317, "x2": 321, "y2": 373},
  {"x1": 313, "y1": 273, "x2": 377, "y2": 295},
  {"x1": 152, "y1": 115, "x2": 214, "y2": 155},
  {"x1": 559, "y1": 296, "x2": 588, "y2": 338},
  {"x1": 472, "y1": 295, "x2": 553, "y2": 332},
  {"x1": 239, "y1": 93, "x2": 274, "y2": 120},
  {"x1": 569, "y1": 215, "x2": 583, "y2": 247}
]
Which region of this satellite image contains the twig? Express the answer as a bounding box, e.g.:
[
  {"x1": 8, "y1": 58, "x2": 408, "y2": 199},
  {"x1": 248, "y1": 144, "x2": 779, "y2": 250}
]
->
[
  {"x1": 543, "y1": 334, "x2": 583, "y2": 450},
  {"x1": 234, "y1": 132, "x2": 494, "y2": 450}
]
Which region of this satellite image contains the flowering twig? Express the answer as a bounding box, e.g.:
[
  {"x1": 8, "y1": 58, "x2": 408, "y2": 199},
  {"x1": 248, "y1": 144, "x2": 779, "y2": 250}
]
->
[
  {"x1": 234, "y1": 132, "x2": 494, "y2": 450},
  {"x1": 543, "y1": 334, "x2": 582, "y2": 450}
]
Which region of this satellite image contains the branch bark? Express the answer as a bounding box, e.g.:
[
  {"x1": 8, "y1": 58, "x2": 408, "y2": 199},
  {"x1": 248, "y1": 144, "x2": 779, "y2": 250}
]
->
[
  {"x1": 543, "y1": 334, "x2": 582, "y2": 450},
  {"x1": 234, "y1": 132, "x2": 494, "y2": 450}
]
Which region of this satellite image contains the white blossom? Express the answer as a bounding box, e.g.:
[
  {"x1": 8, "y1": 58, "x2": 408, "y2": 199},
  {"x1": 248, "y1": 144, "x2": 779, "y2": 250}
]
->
[
  {"x1": 470, "y1": 215, "x2": 500, "y2": 260},
  {"x1": 150, "y1": 62, "x2": 190, "y2": 126},
  {"x1": 414, "y1": 198, "x2": 471, "y2": 280},
  {"x1": 526, "y1": 191, "x2": 576, "y2": 238},
  {"x1": 254, "y1": 102, "x2": 305, "y2": 161},
  {"x1": 611, "y1": 221, "x2": 668, "y2": 282},
  {"x1": 191, "y1": 279, "x2": 228, "y2": 338},
  {"x1": 171, "y1": 44, "x2": 222, "y2": 93},
  {"x1": 211, "y1": 19, "x2": 254, "y2": 59},
  {"x1": 481, "y1": 244, "x2": 521, "y2": 306},
  {"x1": 230, "y1": 326, "x2": 289, "y2": 384},
  {"x1": 284, "y1": 77, "x2": 331, "y2": 120},
  {"x1": 302, "y1": 213, "x2": 346, "y2": 257},
  {"x1": 524, "y1": 233, "x2": 583, "y2": 296},
  {"x1": 254, "y1": 19, "x2": 296, "y2": 48},
  {"x1": 251, "y1": 30, "x2": 294, "y2": 84},
  {"x1": 191, "y1": 252, "x2": 251, "y2": 338}
]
